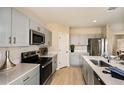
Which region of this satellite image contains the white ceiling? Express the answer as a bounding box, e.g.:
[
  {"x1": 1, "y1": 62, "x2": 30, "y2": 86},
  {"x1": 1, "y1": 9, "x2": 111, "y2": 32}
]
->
[{"x1": 22, "y1": 7, "x2": 124, "y2": 27}]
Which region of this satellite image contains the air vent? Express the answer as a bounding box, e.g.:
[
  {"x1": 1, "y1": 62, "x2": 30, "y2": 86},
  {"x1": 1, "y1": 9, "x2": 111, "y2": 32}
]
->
[{"x1": 107, "y1": 7, "x2": 118, "y2": 11}]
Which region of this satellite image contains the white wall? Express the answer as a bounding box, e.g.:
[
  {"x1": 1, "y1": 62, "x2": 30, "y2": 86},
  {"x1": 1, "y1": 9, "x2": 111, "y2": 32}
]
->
[
  {"x1": 111, "y1": 22, "x2": 124, "y2": 35},
  {"x1": 45, "y1": 23, "x2": 69, "y2": 52},
  {"x1": 70, "y1": 27, "x2": 102, "y2": 35},
  {"x1": 109, "y1": 22, "x2": 124, "y2": 53}
]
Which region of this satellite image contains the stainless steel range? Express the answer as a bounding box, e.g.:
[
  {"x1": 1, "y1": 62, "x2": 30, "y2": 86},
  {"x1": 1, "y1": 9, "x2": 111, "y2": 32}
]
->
[{"x1": 21, "y1": 51, "x2": 52, "y2": 85}]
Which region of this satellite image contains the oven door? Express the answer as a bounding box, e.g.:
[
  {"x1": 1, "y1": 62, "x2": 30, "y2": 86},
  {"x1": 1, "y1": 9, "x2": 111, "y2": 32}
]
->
[
  {"x1": 40, "y1": 60, "x2": 52, "y2": 84},
  {"x1": 30, "y1": 29, "x2": 45, "y2": 45}
]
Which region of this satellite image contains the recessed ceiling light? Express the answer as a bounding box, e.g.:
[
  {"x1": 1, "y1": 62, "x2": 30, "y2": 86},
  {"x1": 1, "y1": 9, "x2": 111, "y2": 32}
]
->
[
  {"x1": 92, "y1": 20, "x2": 96, "y2": 23},
  {"x1": 107, "y1": 7, "x2": 118, "y2": 11}
]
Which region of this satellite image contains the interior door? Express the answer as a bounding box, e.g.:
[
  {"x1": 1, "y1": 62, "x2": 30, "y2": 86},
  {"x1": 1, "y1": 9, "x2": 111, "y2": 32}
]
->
[{"x1": 58, "y1": 32, "x2": 69, "y2": 69}]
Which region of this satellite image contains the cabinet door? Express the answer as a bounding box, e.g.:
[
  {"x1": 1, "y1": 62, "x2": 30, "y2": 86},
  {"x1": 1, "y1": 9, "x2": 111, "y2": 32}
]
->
[
  {"x1": 87, "y1": 63, "x2": 94, "y2": 85},
  {"x1": 12, "y1": 8, "x2": 29, "y2": 46},
  {"x1": 52, "y1": 55, "x2": 57, "y2": 74},
  {"x1": 0, "y1": 8, "x2": 12, "y2": 47},
  {"x1": 70, "y1": 35, "x2": 78, "y2": 45},
  {"x1": 29, "y1": 19, "x2": 40, "y2": 31},
  {"x1": 23, "y1": 66, "x2": 40, "y2": 85},
  {"x1": 10, "y1": 66, "x2": 39, "y2": 85},
  {"x1": 48, "y1": 31, "x2": 52, "y2": 46},
  {"x1": 79, "y1": 36, "x2": 88, "y2": 45},
  {"x1": 23, "y1": 75, "x2": 39, "y2": 85},
  {"x1": 44, "y1": 28, "x2": 52, "y2": 46},
  {"x1": 70, "y1": 53, "x2": 80, "y2": 66}
]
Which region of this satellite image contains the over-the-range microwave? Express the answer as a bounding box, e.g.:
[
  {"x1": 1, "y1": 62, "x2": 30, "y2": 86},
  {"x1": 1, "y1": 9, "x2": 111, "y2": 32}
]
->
[{"x1": 29, "y1": 29, "x2": 45, "y2": 45}]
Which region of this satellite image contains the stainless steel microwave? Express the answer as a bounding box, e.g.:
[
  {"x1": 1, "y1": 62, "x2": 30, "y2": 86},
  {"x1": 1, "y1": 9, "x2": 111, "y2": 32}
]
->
[{"x1": 29, "y1": 29, "x2": 45, "y2": 45}]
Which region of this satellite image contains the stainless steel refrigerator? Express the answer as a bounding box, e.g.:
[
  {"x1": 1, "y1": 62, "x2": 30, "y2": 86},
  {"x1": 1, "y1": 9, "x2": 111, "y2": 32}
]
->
[{"x1": 87, "y1": 38, "x2": 105, "y2": 56}]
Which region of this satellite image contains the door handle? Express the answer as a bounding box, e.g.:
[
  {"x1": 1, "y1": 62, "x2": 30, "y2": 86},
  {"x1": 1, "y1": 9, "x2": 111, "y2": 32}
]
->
[
  {"x1": 23, "y1": 77, "x2": 30, "y2": 82},
  {"x1": 13, "y1": 37, "x2": 16, "y2": 44},
  {"x1": 9, "y1": 37, "x2": 12, "y2": 44},
  {"x1": 66, "y1": 51, "x2": 69, "y2": 53}
]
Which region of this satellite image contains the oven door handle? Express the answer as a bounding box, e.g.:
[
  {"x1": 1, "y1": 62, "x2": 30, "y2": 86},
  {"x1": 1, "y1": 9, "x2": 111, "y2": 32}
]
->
[{"x1": 42, "y1": 61, "x2": 52, "y2": 68}]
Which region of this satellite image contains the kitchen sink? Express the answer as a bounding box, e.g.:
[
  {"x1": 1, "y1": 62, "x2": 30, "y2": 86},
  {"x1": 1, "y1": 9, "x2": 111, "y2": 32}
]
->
[
  {"x1": 119, "y1": 62, "x2": 124, "y2": 65},
  {"x1": 90, "y1": 59, "x2": 110, "y2": 67}
]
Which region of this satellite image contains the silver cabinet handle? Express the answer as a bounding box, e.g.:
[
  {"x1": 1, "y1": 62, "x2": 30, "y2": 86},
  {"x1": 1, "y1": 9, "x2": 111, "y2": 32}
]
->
[
  {"x1": 66, "y1": 51, "x2": 69, "y2": 53},
  {"x1": 9, "y1": 37, "x2": 12, "y2": 44},
  {"x1": 13, "y1": 37, "x2": 16, "y2": 44},
  {"x1": 23, "y1": 77, "x2": 30, "y2": 82}
]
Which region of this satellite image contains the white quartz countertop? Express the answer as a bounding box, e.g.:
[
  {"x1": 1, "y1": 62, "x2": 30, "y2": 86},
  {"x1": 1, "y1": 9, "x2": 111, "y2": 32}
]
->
[
  {"x1": 0, "y1": 63, "x2": 40, "y2": 85},
  {"x1": 82, "y1": 56, "x2": 124, "y2": 85},
  {"x1": 39, "y1": 52, "x2": 57, "y2": 58}
]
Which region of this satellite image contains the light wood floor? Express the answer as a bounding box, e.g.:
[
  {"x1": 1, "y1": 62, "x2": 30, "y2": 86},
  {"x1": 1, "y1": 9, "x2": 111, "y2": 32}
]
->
[{"x1": 50, "y1": 67, "x2": 85, "y2": 85}]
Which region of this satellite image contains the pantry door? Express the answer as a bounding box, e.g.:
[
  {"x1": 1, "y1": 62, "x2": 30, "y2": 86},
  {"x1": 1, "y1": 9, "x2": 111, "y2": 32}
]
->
[{"x1": 58, "y1": 32, "x2": 70, "y2": 69}]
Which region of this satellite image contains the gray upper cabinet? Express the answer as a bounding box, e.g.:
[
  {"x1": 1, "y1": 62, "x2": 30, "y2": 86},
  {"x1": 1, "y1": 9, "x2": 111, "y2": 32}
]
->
[
  {"x1": 0, "y1": 8, "x2": 29, "y2": 47},
  {"x1": 0, "y1": 8, "x2": 12, "y2": 47},
  {"x1": 12, "y1": 8, "x2": 29, "y2": 46},
  {"x1": 29, "y1": 19, "x2": 41, "y2": 31},
  {"x1": 70, "y1": 35, "x2": 88, "y2": 45},
  {"x1": 0, "y1": 8, "x2": 51, "y2": 47},
  {"x1": 44, "y1": 28, "x2": 52, "y2": 46},
  {"x1": 30, "y1": 19, "x2": 52, "y2": 46}
]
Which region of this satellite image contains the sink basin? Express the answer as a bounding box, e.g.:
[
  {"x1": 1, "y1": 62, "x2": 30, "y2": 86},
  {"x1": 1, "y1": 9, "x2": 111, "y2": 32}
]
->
[
  {"x1": 119, "y1": 62, "x2": 124, "y2": 65},
  {"x1": 90, "y1": 59, "x2": 110, "y2": 67}
]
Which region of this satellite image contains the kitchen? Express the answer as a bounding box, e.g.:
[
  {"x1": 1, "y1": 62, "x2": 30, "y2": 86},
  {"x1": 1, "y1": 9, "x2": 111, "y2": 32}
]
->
[{"x1": 0, "y1": 7, "x2": 124, "y2": 85}]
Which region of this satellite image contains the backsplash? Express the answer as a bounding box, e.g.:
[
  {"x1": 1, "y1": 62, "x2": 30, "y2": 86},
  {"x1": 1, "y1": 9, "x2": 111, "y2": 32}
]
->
[
  {"x1": 0, "y1": 46, "x2": 40, "y2": 66},
  {"x1": 74, "y1": 45, "x2": 88, "y2": 53}
]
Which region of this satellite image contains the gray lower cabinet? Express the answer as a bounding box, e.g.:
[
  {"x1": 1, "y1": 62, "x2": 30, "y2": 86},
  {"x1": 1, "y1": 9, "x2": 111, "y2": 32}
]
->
[
  {"x1": 9, "y1": 67, "x2": 39, "y2": 85},
  {"x1": 52, "y1": 55, "x2": 57, "y2": 74},
  {"x1": 44, "y1": 28, "x2": 52, "y2": 46},
  {"x1": 81, "y1": 57, "x2": 94, "y2": 85},
  {"x1": 70, "y1": 53, "x2": 80, "y2": 66}
]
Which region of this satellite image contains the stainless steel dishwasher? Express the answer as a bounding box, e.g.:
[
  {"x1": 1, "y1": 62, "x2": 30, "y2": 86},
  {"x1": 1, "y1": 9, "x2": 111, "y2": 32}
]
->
[{"x1": 94, "y1": 71, "x2": 105, "y2": 85}]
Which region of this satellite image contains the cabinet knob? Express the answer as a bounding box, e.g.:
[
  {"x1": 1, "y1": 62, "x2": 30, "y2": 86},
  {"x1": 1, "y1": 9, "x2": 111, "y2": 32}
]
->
[
  {"x1": 66, "y1": 51, "x2": 69, "y2": 53},
  {"x1": 9, "y1": 37, "x2": 12, "y2": 44},
  {"x1": 23, "y1": 77, "x2": 30, "y2": 82}
]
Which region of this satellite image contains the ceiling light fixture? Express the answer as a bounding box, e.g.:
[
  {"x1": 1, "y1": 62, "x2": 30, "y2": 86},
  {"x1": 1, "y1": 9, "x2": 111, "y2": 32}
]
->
[
  {"x1": 107, "y1": 7, "x2": 118, "y2": 11},
  {"x1": 92, "y1": 20, "x2": 96, "y2": 23}
]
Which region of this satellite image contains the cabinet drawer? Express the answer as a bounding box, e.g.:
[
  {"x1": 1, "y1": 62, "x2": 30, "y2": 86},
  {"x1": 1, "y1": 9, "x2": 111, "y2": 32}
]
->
[
  {"x1": 23, "y1": 73, "x2": 39, "y2": 85},
  {"x1": 9, "y1": 66, "x2": 39, "y2": 85},
  {"x1": 22, "y1": 67, "x2": 39, "y2": 83}
]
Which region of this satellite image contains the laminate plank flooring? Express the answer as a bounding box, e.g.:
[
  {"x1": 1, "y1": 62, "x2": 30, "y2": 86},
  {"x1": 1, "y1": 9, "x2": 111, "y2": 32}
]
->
[{"x1": 50, "y1": 67, "x2": 85, "y2": 85}]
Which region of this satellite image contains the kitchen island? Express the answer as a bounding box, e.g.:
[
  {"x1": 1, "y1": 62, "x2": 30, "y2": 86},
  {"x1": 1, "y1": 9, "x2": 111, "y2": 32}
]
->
[{"x1": 82, "y1": 56, "x2": 124, "y2": 85}]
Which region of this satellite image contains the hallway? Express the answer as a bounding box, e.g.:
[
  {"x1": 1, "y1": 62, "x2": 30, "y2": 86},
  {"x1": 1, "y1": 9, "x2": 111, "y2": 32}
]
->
[{"x1": 50, "y1": 67, "x2": 85, "y2": 85}]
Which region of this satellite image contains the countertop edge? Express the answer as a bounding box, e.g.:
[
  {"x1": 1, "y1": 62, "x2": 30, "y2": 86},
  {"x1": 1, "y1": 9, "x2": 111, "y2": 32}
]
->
[{"x1": 7, "y1": 64, "x2": 40, "y2": 85}]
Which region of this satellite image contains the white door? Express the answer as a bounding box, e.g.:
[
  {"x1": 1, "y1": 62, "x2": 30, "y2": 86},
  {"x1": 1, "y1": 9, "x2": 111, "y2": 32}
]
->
[{"x1": 58, "y1": 32, "x2": 69, "y2": 69}]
